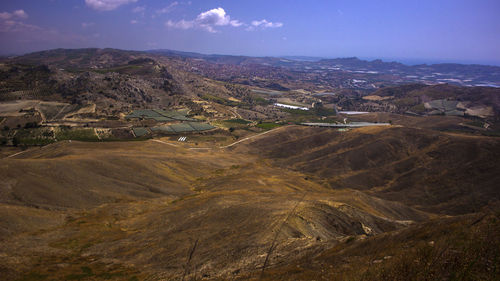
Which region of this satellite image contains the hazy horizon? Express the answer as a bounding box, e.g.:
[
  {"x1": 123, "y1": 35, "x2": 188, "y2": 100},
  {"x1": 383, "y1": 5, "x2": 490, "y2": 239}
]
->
[{"x1": 3, "y1": 46, "x2": 500, "y2": 67}]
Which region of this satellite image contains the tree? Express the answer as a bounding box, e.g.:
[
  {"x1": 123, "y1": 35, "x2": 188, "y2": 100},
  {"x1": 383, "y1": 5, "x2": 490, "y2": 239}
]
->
[{"x1": 12, "y1": 137, "x2": 19, "y2": 147}]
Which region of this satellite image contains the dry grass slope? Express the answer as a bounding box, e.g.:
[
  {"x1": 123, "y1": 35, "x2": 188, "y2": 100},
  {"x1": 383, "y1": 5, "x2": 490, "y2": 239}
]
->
[{"x1": 0, "y1": 125, "x2": 498, "y2": 280}]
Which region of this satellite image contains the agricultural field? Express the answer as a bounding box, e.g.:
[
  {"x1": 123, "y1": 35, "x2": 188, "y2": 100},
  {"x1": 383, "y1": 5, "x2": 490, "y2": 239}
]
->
[
  {"x1": 1, "y1": 127, "x2": 105, "y2": 146},
  {"x1": 55, "y1": 128, "x2": 100, "y2": 142},
  {"x1": 256, "y1": 122, "x2": 282, "y2": 130},
  {"x1": 140, "y1": 122, "x2": 215, "y2": 136},
  {"x1": 127, "y1": 109, "x2": 216, "y2": 137},
  {"x1": 126, "y1": 109, "x2": 196, "y2": 122},
  {"x1": 7, "y1": 127, "x2": 55, "y2": 146},
  {"x1": 214, "y1": 118, "x2": 253, "y2": 129},
  {"x1": 132, "y1": 127, "x2": 150, "y2": 137},
  {"x1": 0, "y1": 100, "x2": 94, "y2": 124},
  {"x1": 0, "y1": 100, "x2": 41, "y2": 117},
  {"x1": 155, "y1": 109, "x2": 196, "y2": 121},
  {"x1": 222, "y1": 118, "x2": 252, "y2": 125},
  {"x1": 187, "y1": 122, "x2": 216, "y2": 131},
  {"x1": 151, "y1": 126, "x2": 174, "y2": 133}
]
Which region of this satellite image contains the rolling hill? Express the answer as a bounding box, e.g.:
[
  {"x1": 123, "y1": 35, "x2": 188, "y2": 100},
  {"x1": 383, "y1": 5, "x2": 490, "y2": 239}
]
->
[{"x1": 0, "y1": 124, "x2": 499, "y2": 280}]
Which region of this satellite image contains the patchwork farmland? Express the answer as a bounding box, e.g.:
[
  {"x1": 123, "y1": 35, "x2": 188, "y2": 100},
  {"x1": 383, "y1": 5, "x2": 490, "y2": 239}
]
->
[
  {"x1": 128, "y1": 109, "x2": 215, "y2": 137},
  {"x1": 126, "y1": 109, "x2": 196, "y2": 122}
]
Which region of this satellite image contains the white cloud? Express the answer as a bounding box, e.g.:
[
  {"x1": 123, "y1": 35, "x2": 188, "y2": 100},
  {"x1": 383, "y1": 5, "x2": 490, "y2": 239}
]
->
[
  {"x1": 165, "y1": 7, "x2": 243, "y2": 33},
  {"x1": 85, "y1": 0, "x2": 138, "y2": 11},
  {"x1": 13, "y1": 10, "x2": 28, "y2": 19},
  {"x1": 196, "y1": 7, "x2": 230, "y2": 26},
  {"x1": 0, "y1": 10, "x2": 36, "y2": 33},
  {"x1": 130, "y1": 19, "x2": 138, "y2": 24},
  {"x1": 251, "y1": 19, "x2": 283, "y2": 28},
  {"x1": 156, "y1": 2, "x2": 178, "y2": 14},
  {"x1": 0, "y1": 10, "x2": 29, "y2": 20}
]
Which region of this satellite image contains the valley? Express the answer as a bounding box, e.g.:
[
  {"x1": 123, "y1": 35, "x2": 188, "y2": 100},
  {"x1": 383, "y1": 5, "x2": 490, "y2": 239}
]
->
[{"x1": 0, "y1": 48, "x2": 499, "y2": 280}]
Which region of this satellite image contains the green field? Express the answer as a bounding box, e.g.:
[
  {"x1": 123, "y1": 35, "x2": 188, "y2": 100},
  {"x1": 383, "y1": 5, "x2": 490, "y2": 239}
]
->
[
  {"x1": 132, "y1": 127, "x2": 150, "y2": 137},
  {"x1": 256, "y1": 122, "x2": 282, "y2": 130},
  {"x1": 55, "y1": 128, "x2": 99, "y2": 142},
  {"x1": 187, "y1": 122, "x2": 215, "y2": 131},
  {"x1": 151, "y1": 126, "x2": 175, "y2": 133},
  {"x1": 10, "y1": 128, "x2": 54, "y2": 146},
  {"x1": 223, "y1": 118, "x2": 251, "y2": 124},
  {"x1": 280, "y1": 108, "x2": 314, "y2": 115},
  {"x1": 202, "y1": 94, "x2": 240, "y2": 106},
  {"x1": 170, "y1": 123, "x2": 195, "y2": 133}
]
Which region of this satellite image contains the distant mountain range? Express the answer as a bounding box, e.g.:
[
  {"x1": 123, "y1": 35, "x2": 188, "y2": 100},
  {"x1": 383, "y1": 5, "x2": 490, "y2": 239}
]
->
[{"x1": 147, "y1": 49, "x2": 500, "y2": 88}]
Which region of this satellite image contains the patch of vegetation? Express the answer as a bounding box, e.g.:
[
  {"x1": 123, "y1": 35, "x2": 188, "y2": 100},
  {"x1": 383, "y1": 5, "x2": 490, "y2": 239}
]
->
[
  {"x1": 11, "y1": 128, "x2": 55, "y2": 146},
  {"x1": 18, "y1": 137, "x2": 55, "y2": 146},
  {"x1": 202, "y1": 94, "x2": 240, "y2": 106},
  {"x1": 257, "y1": 122, "x2": 281, "y2": 130},
  {"x1": 223, "y1": 118, "x2": 251, "y2": 124},
  {"x1": 55, "y1": 128, "x2": 99, "y2": 142},
  {"x1": 280, "y1": 108, "x2": 314, "y2": 115},
  {"x1": 466, "y1": 120, "x2": 485, "y2": 128},
  {"x1": 252, "y1": 96, "x2": 272, "y2": 106},
  {"x1": 312, "y1": 107, "x2": 337, "y2": 116},
  {"x1": 409, "y1": 103, "x2": 426, "y2": 113},
  {"x1": 132, "y1": 127, "x2": 149, "y2": 137}
]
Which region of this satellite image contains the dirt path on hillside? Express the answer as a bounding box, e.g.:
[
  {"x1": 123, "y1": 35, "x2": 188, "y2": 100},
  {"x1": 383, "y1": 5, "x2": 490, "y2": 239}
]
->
[
  {"x1": 149, "y1": 127, "x2": 286, "y2": 150},
  {"x1": 220, "y1": 126, "x2": 285, "y2": 148}
]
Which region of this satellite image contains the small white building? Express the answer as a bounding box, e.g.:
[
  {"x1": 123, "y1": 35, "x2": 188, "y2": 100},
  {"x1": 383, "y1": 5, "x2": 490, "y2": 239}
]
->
[{"x1": 274, "y1": 103, "x2": 309, "y2": 111}]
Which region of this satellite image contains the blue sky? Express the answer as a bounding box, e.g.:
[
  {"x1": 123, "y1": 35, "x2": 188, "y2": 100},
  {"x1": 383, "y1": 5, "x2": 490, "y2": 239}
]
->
[{"x1": 1, "y1": 0, "x2": 499, "y2": 65}]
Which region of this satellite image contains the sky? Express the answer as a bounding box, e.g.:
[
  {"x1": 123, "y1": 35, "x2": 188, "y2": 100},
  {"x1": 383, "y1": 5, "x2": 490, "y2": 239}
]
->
[{"x1": 0, "y1": 0, "x2": 499, "y2": 65}]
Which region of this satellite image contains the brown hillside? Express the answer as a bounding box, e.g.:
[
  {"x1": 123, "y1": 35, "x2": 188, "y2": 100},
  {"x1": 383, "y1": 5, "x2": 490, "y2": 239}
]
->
[
  {"x1": 0, "y1": 138, "x2": 427, "y2": 280},
  {"x1": 237, "y1": 125, "x2": 500, "y2": 215}
]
